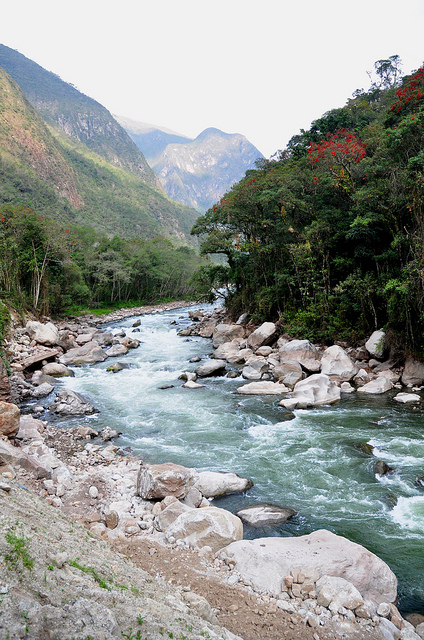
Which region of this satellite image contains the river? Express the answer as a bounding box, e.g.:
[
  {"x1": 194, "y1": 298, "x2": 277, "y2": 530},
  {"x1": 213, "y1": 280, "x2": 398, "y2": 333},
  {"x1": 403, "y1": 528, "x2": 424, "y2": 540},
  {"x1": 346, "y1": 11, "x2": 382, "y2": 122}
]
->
[{"x1": 45, "y1": 305, "x2": 424, "y2": 614}]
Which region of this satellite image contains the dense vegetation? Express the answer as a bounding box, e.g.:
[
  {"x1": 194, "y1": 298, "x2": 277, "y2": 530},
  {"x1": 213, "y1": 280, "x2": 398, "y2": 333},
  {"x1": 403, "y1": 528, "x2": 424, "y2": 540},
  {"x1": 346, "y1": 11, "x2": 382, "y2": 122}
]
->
[
  {"x1": 0, "y1": 204, "x2": 206, "y2": 322},
  {"x1": 192, "y1": 57, "x2": 424, "y2": 353}
]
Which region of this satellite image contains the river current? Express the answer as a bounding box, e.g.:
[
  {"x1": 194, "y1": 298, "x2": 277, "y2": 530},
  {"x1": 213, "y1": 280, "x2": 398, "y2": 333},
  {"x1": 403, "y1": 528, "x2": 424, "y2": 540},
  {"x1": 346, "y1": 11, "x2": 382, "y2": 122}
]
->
[{"x1": 45, "y1": 305, "x2": 424, "y2": 614}]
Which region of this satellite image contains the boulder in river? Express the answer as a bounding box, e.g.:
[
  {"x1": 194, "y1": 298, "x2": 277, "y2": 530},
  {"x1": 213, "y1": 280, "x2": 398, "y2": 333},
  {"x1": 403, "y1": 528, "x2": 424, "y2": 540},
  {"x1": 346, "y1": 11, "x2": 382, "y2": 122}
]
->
[
  {"x1": 49, "y1": 389, "x2": 96, "y2": 415},
  {"x1": 164, "y1": 506, "x2": 243, "y2": 552},
  {"x1": 195, "y1": 359, "x2": 227, "y2": 378},
  {"x1": 374, "y1": 460, "x2": 394, "y2": 476},
  {"x1": 357, "y1": 377, "x2": 393, "y2": 394},
  {"x1": 394, "y1": 392, "x2": 421, "y2": 404},
  {"x1": 223, "y1": 529, "x2": 397, "y2": 604},
  {"x1": 41, "y1": 363, "x2": 74, "y2": 378},
  {"x1": 195, "y1": 471, "x2": 253, "y2": 498},
  {"x1": 279, "y1": 373, "x2": 340, "y2": 410},
  {"x1": 236, "y1": 381, "x2": 289, "y2": 395},
  {"x1": 236, "y1": 504, "x2": 296, "y2": 527},
  {"x1": 59, "y1": 342, "x2": 107, "y2": 366},
  {"x1": 105, "y1": 344, "x2": 129, "y2": 358},
  {"x1": 137, "y1": 462, "x2": 198, "y2": 500}
]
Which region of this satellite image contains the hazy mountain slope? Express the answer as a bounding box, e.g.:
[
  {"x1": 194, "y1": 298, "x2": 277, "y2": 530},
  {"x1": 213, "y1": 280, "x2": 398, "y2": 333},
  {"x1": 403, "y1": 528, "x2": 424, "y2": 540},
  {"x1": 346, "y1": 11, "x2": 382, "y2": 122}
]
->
[
  {"x1": 151, "y1": 127, "x2": 264, "y2": 212},
  {"x1": 116, "y1": 115, "x2": 191, "y2": 160},
  {"x1": 0, "y1": 43, "x2": 161, "y2": 191},
  {"x1": 0, "y1": 63, "x2": 199, "y2": 243}
]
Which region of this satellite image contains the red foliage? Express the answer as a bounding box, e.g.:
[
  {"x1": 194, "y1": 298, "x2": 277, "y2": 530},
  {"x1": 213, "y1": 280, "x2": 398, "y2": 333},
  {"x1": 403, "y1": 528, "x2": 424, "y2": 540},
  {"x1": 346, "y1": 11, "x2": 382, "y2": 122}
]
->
[
  {"x1": 308, "y1": 129, "x2": 367, "y2": 166},
  {"x1": 390, "y1": 66, "x2": 424, "y2": 115}
]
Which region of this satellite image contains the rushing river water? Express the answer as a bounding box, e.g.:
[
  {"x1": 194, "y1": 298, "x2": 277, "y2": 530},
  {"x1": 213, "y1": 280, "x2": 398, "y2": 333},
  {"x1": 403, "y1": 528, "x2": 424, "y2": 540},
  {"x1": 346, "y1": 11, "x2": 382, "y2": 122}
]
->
[{"x1": 42, "y1": 305, "x2": 424, "y2": 614}]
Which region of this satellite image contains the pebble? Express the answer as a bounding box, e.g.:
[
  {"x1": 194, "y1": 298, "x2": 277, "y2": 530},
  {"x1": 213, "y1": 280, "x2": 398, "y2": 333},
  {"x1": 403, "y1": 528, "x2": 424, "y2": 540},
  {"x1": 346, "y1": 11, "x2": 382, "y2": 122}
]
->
[{"x1": 89, "y1": 485, "x2": 99, "y2": 499}]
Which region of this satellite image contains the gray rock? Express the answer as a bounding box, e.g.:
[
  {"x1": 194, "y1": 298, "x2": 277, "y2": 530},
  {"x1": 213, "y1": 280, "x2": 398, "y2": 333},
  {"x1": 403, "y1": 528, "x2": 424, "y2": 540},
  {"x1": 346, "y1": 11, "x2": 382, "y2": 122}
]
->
[
  {"x1": 137, "y1": 462, "x2": 199, "y2": 500},
  {"x1": 236, "y1": 381, "x2": 289, "y2": 395},
  {"x1": 365, "y1": 330, "x2": 386, "y2": 358},
  {"x1": 41, "y1": 362, "x2": 75, "y2": 377},
  {"x1": 49, "y1": 388, "x2": 96, "y2": 415},
  {"x1": 402, "y1": 357, "x2": 424, "y2": 386},
  {"x1": 279, "y1": 373, "x2": 340, "y2": 409},
  {"x1": 278, "y1": 339, "x2": 321, "y2": 372},
  {"x1": 316, "y1": 575, "x2": 364, "y2": 610},
  {"x1": 165, "y1": 506, "x2": 243, "y2": 552},
  {"x1": 195, "y1": 471, "x2": 253, "y2": 498},
  {"x1": 246, "y1": 322, "x2": 277, "y2": 351},
  {"x1": 212, "y1": 324, "x2": 245, "y2": 348},
  {"x1": 224, "y1": 529, "x2": 397, "y2": 604},
  {"x1": 320, "y1": 345, "x2": 358, "y2": 382},
  {"x1": 195, "y1": 359, "x2": 227, "y2": 377},
  {"x1": 25, "y1": 321, "x2": 59, "y2": 346},
  {"x1": 236, "y1": 503, "x2": 296, "y2": 527},
  {"x1": 394, "y1": 392, "x2": 421, "y2": 404},
  {"x1": 357, "y1": 377, "x2": 393, "y2": 394},
  {"x1": 105, "y1": 343, "x2": 129, "y2": 357},
  {"x1": 31, "y1": 382, "x2": 54, "y2": 398},
  {"x1": 59, "y1": 341, "x2": 107, "y2": 366}
]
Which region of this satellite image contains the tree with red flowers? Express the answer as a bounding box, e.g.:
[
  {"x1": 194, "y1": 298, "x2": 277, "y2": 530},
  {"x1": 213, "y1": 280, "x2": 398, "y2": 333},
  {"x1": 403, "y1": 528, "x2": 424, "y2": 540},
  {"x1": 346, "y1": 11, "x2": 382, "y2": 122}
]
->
[{"x1": 308, "y1": 129, "x2": 366, "y2": 189}]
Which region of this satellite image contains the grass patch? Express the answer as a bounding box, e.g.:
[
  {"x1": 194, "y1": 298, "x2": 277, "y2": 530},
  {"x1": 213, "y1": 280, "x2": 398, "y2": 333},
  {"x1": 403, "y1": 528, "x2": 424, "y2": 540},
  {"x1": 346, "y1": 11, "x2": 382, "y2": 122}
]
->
[
  {"x1": 68, "y1": 559, "x2": 111, "y2": 590},
  {"x1": 4, "y1": 531, "x2": 34, "y2": 570}
]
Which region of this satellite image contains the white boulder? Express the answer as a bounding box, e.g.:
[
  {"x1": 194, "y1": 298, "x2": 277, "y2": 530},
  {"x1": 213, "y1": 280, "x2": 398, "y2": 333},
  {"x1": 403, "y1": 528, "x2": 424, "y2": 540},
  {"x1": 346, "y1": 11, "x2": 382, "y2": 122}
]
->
[
  {"x1": 26, "y1": 320, "x2": 59, "y2": 346},
  {"x1": 195, "y1": 359, "x2": 227, "y2": 377},
  {"x1": 59, "y1": 342, "x2": 107, "y2": 365},
  {"x1": 278, "y1": 339, "x2": 321, "y2": 372},
  {"x1": 365, "y1": 330, "x2": 386, "y2": 358},
  {"x1": 315, "y1": 575, "x2": 364, "y2": 611},
  {"x1": 195, "y1": 471, "x2": 253, "y2": 498},
  {"x1": 236, "y1": 381, "x2": 289, "y2": 395},
  {"x1": 212, "y1": 324, "x2": 245, "y2": 348},
  {"x1": 320, "y1": 345, "x2": 358, "y2": 381},
  {"x1": 357, "y1": 377, "x2": 393, "y2": 394},
  {"x1": 394, "y1": 392, "x2": 421, "y2": 404},
  {"x1": 246, "y1": 322, "x2": 277, "y2": 351},
  {"x1": 279, "y1": 373, "x2": 340, "y2": 409},
  {"x1": 224, "y1": 529, "x2": 397, "y2": 604},
  {"x1": 164, "y1": 506, "x2": 243, "y2": 552}
]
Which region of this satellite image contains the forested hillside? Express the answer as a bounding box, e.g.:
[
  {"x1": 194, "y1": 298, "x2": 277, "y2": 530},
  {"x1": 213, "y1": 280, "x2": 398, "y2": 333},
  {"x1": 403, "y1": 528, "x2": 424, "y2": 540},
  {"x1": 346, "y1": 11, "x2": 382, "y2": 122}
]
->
[
  {"x1": 0, "y1": 45, "x2": 200, "y2": 244},
  {"x1": 193, "y1": 57, "x2": 424, "y2": 353}
]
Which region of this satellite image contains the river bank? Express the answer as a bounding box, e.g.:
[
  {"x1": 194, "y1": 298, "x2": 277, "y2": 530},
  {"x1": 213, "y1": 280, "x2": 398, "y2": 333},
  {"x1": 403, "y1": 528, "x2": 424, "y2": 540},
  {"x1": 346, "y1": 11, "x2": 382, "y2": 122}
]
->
[{"x1": 1, "y1": 304, "x2": 424, "y2": 639}]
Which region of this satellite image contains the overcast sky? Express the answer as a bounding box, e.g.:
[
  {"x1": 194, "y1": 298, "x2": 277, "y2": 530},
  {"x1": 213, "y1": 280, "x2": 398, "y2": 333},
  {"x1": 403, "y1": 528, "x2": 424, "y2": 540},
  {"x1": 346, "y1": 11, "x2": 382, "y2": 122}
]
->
[{"x1": 1, "y1": 0, "x2": 424, "y2": 158}]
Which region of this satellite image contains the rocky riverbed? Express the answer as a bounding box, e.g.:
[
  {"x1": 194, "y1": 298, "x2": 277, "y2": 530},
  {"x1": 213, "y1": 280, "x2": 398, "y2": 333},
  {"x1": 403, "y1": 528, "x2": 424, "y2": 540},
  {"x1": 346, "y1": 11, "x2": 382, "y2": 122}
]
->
[{"x1": 1, "y1": 302, "x2": 424, "y2": 639}]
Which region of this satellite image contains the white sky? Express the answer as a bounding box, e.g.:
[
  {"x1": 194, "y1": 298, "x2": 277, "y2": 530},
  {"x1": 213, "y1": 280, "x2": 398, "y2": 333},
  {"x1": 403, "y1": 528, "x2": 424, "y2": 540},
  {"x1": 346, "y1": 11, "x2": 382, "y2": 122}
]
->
[{"x1": 1, "y1": 0, "x2": 423, "y2": 158}]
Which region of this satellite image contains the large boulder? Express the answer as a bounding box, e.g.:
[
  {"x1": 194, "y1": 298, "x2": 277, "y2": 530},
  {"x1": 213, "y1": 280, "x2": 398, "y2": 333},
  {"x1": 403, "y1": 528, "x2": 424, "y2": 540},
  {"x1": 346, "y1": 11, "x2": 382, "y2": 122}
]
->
[
  {"x1": 365, "y1": 330, "x2": 386, "y2": 359},
  {"x1": 25, "y1": 320, "x2": 59, "y2": 346},
  {"x1": 59, "y1": 342, "x2": 107, "y2": 366},
  {"x1": 0, "y1": 401, "x2": 20, "y2": 438},
  {"x1": 320, "y1": 345, "x2": 358, "y2": 382},
  {"x1": 278, "y1": 339, "x2": 321, "y2": 372},
  {"x1": 195, "y1": 359, "x2": 227, "y2": 378},
  {"x1": 41, "y1": 363, "x2": 74, "y2": 378},
  {"x1": 236, "y1": 381, "x2": 289, "y2": 395},
  {"x1": 246, "y1": 322, "x2": 277, "y2": 351},
  {"x1": 49, "y1": 388, "x2": 96, "y2": 415},
  {"x1": 212, "y1": 324, "x2": 245, "y2": 348},
  {"x1": 155, "y1": 499, "x2": 193, "y2": 531},
  {"x1": 279, "y1": 373, "x2": 340, "y2": 410},
  {"x1": 271, "y1": 360, "x2": 303, "y2": 388},
  {"x1": 241, "y1": 356, "x2": 269, "y2": 380},
  {"x1": 0, "y1": 437, "x2": 52, "y2": 478},
  {"x1": 137, "y1": 462, "x2": 198, "y2": 500},
  {"x1": 164, "y1": 506, "x2": 243, "y2": 552},
  {"x1": 236, "y1": 504, "x2": 296, "y2": 527},
  {"x1": 357, "y1": 377, "x2": 393, "y2": 394},
  {"x1": 105, "y1": 344, "x2": 129, "y2": 358},
  {"x1": 402, "y1": 356, "x2": 424, "y2": 386},
  {"x1": 224, "y1": 529, "x2": 397, "y2": 604},
  {"x1": 195, "y1": 471, "x2": 253, "y2": 498}
]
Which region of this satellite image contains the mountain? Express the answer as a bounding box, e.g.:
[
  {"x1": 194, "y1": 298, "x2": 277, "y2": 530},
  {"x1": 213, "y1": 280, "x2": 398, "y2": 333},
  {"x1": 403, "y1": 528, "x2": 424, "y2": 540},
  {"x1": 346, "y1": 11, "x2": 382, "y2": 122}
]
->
[
  {"x1": 116, "y1": 117, "x2": 264, "y2": 213},
  {"x1": 116, "y1": 116, "x2": 191, "y2": 161},
  {"x1": 0, "y1": 45, "x2": 200, "y2": 244}
]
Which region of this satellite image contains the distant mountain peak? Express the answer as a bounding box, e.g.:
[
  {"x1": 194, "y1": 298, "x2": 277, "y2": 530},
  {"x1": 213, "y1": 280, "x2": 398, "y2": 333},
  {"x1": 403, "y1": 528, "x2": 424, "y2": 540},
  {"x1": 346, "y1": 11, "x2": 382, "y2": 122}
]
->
[{"x1": 119, "y1": 118, "x2": 263, "y2": 213}]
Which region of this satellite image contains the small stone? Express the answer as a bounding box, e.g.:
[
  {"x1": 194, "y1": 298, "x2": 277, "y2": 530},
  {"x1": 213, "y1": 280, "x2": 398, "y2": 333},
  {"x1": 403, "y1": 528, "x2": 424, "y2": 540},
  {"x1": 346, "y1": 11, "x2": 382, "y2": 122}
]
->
[
  {"x1": 89, "y1": 485, "x2": 99, "y2": 499},
  {"x1": 105, "y1": 510, "x2": 119, "y2": 529},
  {"x1": 377, "y1": 602, "x2": 391, "y2": 618}
]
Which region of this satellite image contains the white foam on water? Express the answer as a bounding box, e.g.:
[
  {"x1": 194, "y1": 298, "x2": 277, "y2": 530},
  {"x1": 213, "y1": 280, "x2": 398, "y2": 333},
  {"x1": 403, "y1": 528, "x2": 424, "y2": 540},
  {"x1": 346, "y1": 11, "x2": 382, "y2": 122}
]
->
[{"x1": 391, "y1": 496, "x2": 424, "y2": 532}]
